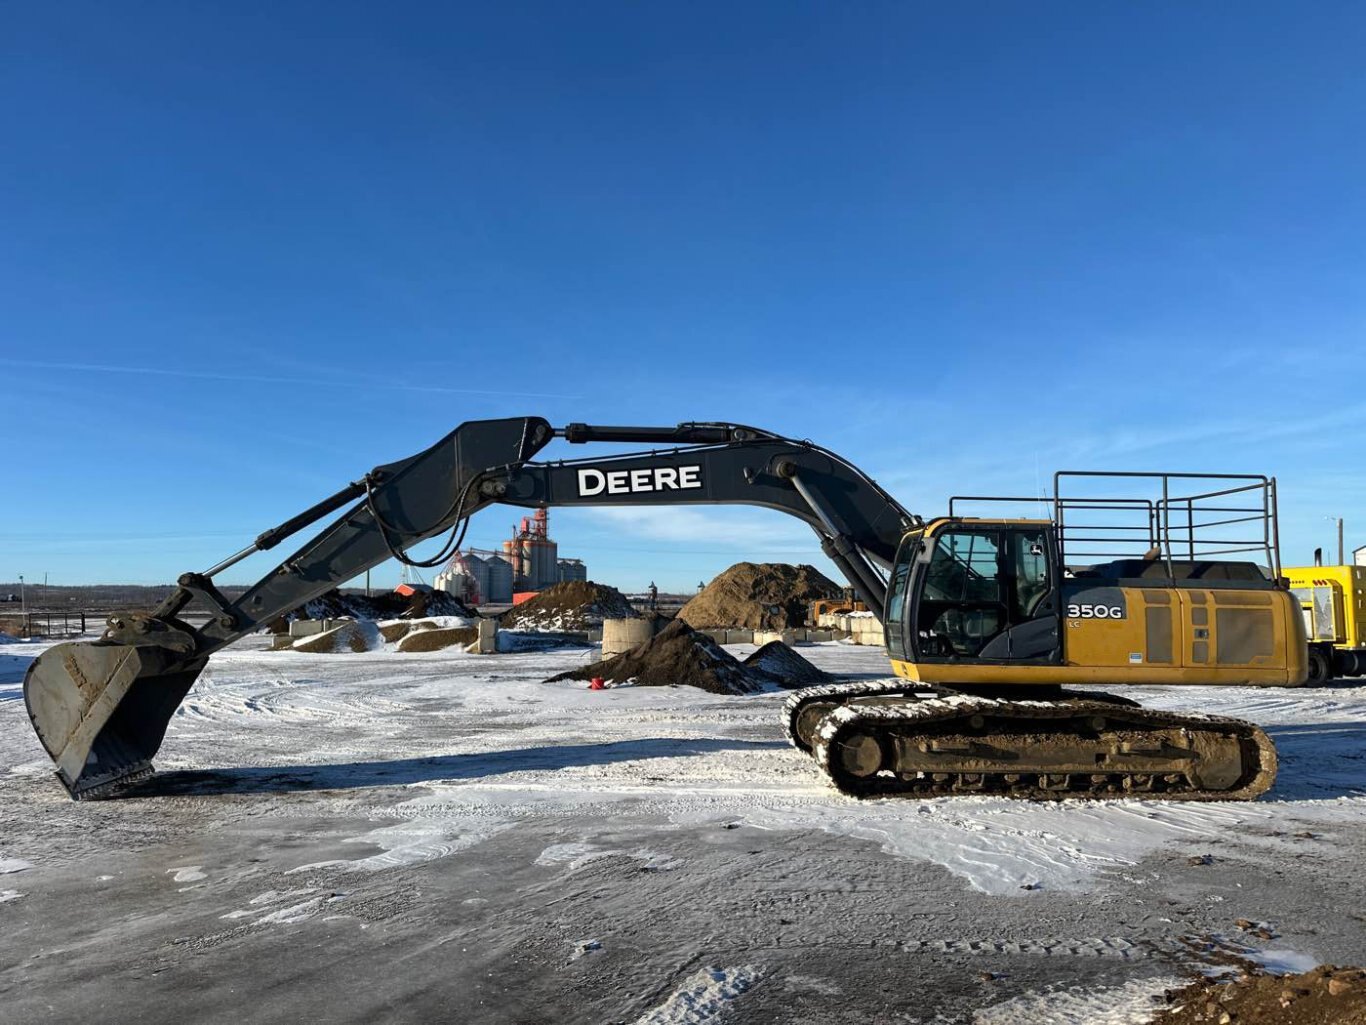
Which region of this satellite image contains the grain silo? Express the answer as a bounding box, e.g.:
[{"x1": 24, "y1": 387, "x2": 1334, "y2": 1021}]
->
[
  {"x1": 502, "y1": 508, "x2": 559, "y2": 591},
  {"x1": 557, "y1": 558, "x2": 587, "y2": 584}
]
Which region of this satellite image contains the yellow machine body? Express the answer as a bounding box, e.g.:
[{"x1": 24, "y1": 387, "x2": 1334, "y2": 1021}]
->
[{"x1": 886, "y1": 517, "x2": 1307, "y2": 689}]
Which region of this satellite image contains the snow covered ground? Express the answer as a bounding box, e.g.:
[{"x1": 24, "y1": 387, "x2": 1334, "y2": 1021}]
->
[{"x1": 1, "y1": 634, "x2": 1364, "y2": 1023}]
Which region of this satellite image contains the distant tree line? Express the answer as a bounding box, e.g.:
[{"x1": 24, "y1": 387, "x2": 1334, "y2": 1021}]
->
[{"x1": 0, "y1": 583, "x2": 250, "y2": 610}]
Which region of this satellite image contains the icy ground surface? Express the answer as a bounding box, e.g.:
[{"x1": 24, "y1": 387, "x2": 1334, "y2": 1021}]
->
[{"x1": 1, "y1": 636, "x2": 1364, "y2": 1024}]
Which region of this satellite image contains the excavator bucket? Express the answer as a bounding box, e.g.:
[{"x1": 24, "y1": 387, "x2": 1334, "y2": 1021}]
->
[{"x1": 23, "y1": 641, "x2": 206, "y2": 799}]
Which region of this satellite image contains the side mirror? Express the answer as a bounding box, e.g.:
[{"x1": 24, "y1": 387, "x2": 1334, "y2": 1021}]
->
[{"x1": 916, "y1": 537, "x2": 937, "y2": 565}]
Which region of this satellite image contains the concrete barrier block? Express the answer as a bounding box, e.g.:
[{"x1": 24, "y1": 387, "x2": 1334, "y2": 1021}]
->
[
  {"x1": 602, "y1": 617, "x2": 659, "y2": 658},
  {"x1": 470, "y1": 617, "x2": 498, "y2": 654},
  {"x1": 848, "y1": 621, "x2": 885, "y2": 646}
]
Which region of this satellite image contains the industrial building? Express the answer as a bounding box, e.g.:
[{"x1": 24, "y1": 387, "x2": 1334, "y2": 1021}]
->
[
  {"x1": 556, "y1": 558, "x2": 587, "y2": 584},
  {"x1": 433, "y1": 509, "x2": 586, "y2": 605},
  {"x1": 433, "y1": 550, "x2": 515, "y2": 604}
]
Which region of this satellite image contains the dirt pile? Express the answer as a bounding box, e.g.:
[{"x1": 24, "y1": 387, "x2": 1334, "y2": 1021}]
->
[
  {"x1": 379, "y1": 614, "x2": 475, "y2": 635},
  {"x1": 1152, "y1": 964, "x2": 1366, "y2": 1025},
  {"x1": 550, "y1": 620, "x2": 764, "y2": 694},
  {"x1": 396, "y1": 625, "x2": 478, "y2": 653},
  {"x1": 290, "y1": 619, "x2": 383, "y2": 654},
  {"x1": 550, "y1": 621, "x2": 825, "y2": 695},
  {"x1": 270, "y1": 589, "x2": 473, "y2": 631},
  {"x1": 501, "y1": 580, "x2": 638, "y2": 632},
  {"x1": 404, "y1": 590, "x2": 475, "y2": 619},
  {"x1": 742, "y1": 641, "x2": 830, "y2": 685},
  {"x1": 678, "y1": 563, "x2": 841, "y2": 630}
]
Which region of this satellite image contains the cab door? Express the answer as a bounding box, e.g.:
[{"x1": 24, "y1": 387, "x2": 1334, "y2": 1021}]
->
[{"x1": 898, "y1": 523, "x2": 1060, "y2": 665}]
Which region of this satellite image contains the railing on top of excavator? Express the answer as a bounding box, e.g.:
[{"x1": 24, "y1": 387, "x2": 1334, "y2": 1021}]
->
[
  {"x1": 1053, "y1": 471, "x2": 1279, "y2": 578},
  {"x1": 946, "y1": 471, "x2": 1280, "y2": 579}
]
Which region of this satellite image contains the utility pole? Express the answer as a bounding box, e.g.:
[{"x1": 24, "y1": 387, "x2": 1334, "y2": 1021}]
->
[
  {"x1": 18, "y1": 575, "x2": 25, "y2": 628},
  {"x1": 1327, "y1": 516, "x2": 1345, "y2": 565}
]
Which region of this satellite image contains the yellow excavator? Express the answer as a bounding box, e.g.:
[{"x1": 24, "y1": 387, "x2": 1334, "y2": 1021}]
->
[{"x1": 23, "y1": 418, "x2": 1305, "y2": 802}]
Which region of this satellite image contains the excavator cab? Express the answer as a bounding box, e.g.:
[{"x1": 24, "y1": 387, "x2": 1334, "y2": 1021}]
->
[
  {"x1": 881, "y1": 473, "x2": 1307, "y2": 690},
  {"x1": 886, "y1": 521, "x2": 1062, "y2": 666}
]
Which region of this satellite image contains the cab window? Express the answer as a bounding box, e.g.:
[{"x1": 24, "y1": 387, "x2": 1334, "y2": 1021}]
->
[
  {"x1": 923, "y1": 531, "x2": 1003, "y2": 602},
  {"x1": 1013, "y1": 530, "x2": 1050, "y2": 619},
  {"x1": 886, "y1": 532, "x2": 920, "y2": 626},
  {"x1": 884, "y1": 531, "x2": 920, "y2": 650}
]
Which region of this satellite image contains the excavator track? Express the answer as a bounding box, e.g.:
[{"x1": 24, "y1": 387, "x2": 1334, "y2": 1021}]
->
[
  {"x1": 782, "y1": 680, "x2": 1142, "y2": 755},
  {"x1": 808, "y1": 694, "x2": 1277, "y2": 801},
  {"x1": 783, "y1": 680, "x2": 948, "y2": 753}
]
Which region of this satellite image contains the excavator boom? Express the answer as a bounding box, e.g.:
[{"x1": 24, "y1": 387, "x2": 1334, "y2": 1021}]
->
[{"x1": 24, "y1": 417, "x2": 913, "y2": 798}]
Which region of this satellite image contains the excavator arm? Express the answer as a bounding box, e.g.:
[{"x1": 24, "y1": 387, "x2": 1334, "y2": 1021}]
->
[{"x1": 24, "y1": 416, "x2": 916, "y2": 799}]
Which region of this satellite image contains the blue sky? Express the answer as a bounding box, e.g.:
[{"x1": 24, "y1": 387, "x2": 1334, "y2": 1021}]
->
[{"x1": 3, "y1": 2, "x2": 1364, "y2": 592}]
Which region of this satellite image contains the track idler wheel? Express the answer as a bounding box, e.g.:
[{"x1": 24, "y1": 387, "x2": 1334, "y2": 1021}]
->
[{"x1": 835, "y1": 731, "x2": 883, "y2": 778}]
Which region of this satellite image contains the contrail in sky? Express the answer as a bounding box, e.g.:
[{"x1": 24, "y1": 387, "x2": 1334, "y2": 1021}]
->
[{"x1": 0, "y1": 357, "x2": 577, "y2": 399}]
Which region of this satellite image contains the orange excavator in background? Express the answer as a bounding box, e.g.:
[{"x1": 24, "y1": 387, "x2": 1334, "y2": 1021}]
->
[{"x1": 807, "y1": 588, "x2": 868, "y2": 625}]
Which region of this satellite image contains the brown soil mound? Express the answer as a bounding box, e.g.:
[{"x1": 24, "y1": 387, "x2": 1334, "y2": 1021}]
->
[
  {"x1": 379, "y1": 621, "x2": 413, "y2": 643},
  {"x1": 396, "y1": 626, "x2": 478, "y2": 652},
  {"x1": 550, "y1": 620, "x2": 769, "y2": 695},
  {"x1": 678, "y1": 563, "x2": 841, "y2": 630},
  {"x1": 742, "y1": 641, "x2": 830, "y2": 686},
  {"x1": 550, "y1": 622, "x2": 824, "y2": 694},
  {"x1": 1153, "y1": 965, "x2": 1366, "y2": 1025},
  {"x1": 501, "y1": 580, "x2": 638, "y2": 632},
  {"x1": 291, "y1": 620, "x2": 383, "y2": 653}
]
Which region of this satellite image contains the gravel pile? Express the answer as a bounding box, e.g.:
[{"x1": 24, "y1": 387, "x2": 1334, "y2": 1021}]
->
[{"x1": 1152, "y1": 964, "x2": 1366, "y2": 1024}]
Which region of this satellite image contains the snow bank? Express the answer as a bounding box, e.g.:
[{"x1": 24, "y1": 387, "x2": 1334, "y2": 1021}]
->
[
  {"x1": 632, "y1": 965, "x2": 762, "y2": 1025},
  {"x1": 973, "y1": 976, "x2": 1181, "y2": 1025}
]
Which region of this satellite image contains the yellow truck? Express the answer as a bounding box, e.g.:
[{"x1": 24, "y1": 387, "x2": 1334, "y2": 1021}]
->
[{"x1": 1283, "y1": 563, "x2": 1366, "y2": 683}]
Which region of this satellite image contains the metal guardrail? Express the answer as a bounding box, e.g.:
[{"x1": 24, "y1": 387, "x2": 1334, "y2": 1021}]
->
[
  {"x1": 0, "y1": 610, "x2": 89, "y2": 639},
  {"x1": 949, "y1": 471, "x2": 1279, "y2": 575}
]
